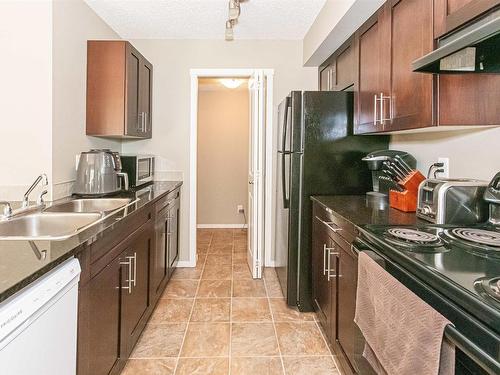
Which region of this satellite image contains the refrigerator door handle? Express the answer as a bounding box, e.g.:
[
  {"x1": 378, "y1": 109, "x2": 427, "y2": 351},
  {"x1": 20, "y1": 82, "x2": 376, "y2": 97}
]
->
[
  {"x1": 281, "y1": 152, "x2": 290, "y2": 209},
  {"x1": 281, "y1": 97, "x2": 291, "y2": 152}
]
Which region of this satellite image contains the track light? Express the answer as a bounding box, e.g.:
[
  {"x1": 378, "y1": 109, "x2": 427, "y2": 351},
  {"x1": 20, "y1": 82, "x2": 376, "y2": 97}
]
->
[
  {"x1": 225, "y1": 20, "x2": 234, "y2": 41},
  {"x1": 228, "y1": 0, "x2": 240, "y2": 20}
]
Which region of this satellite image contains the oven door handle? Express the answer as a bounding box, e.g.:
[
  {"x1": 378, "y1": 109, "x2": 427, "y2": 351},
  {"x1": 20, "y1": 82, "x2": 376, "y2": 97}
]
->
[
  {"x1": 444, "y1": 325, "x2": 500, "y2": 375},
  {"x1": 356, "y1": 246, "x2": 500, "y2": 375}
]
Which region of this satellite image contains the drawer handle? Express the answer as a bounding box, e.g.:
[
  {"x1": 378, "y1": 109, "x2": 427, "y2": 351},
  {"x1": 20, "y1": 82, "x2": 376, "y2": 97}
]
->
[
  {"x1": 323, "y1": 244, "x2": 339, "y2": 281},
  {"x1": 120, "y1": 257, "x2": 133, "y2": 294},
  {"x1": 316, "y1": 216, "x2": 342, "y2": 233}
]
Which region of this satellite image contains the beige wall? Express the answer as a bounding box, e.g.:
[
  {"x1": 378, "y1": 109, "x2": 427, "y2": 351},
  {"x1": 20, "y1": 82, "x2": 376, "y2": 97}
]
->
[
  {"x1": 52, "y1": 0, "x2": 121, "y2": 188},
  {"x1": 122, "y1": 39, "x2": 318, "y2": 261},
  {"x1": 0, "y1": 1, "x2": 53, "y2": 200},
  {"x1": 197, "y1": 83, "x2": 249, "y2": 226},
  {"x1": 390, "y1": 127, "x2": 500, "y2": 181}
]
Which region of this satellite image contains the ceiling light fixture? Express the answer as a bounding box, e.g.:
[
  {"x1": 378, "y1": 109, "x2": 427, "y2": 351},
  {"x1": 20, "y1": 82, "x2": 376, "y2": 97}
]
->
[
  {"x1": 225, "y1": 20, "x2": 234, "y2": 41},
  {"x1": 228, "y1": 0, "x2": 240, "y2": 20},
  {"x1": 220, "y1": 79, "x2": 243, "y2": 89},
  {"x1": 225, "y1": 0, "x2": 245, "y2": 41}
]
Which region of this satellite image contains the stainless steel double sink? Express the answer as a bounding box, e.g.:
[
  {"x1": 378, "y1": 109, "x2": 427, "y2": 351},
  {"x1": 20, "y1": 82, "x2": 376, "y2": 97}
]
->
[{"x1": 0, "y1": 198, "x2": 134, "y2": 241}]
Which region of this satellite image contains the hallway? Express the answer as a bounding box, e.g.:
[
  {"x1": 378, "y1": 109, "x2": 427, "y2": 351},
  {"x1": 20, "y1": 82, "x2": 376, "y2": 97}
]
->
[{"x1": 122, "y1": 229, "x2": 339, "y2": 375}]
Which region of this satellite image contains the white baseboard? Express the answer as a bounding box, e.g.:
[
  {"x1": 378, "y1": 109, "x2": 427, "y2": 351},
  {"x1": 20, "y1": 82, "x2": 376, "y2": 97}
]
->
[
  {"x1": 176, "y1": 260, "x2": 196, "y2": 268},
  {"x1": 265, "y1": 260, "x2": 276, "y2": 267},
  {"x1": 197, "y1": 224, "x2": 248, "y2": 229}
]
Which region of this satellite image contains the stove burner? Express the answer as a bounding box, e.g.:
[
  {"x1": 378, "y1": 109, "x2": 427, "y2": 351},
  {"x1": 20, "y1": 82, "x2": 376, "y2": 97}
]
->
[
  {"x1": 387, "y1": 228, "x2": 440, "y2": 244},
  {"x1": 474, "y1": 277, "x2": 500, "y2": 305},
  {"x1": 451, "y1": 228, "x2": 500, "y2": 248}
]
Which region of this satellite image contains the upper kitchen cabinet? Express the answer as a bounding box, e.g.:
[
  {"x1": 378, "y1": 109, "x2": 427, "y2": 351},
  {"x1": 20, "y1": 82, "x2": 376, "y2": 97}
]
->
[
  {"x1": 355, "y1": 0, "x2": 434, "y2": 134},
  {"x1": 319, "y1": 37, "x2": 357, "y2": 92},
  {"x1": 434, "y1": 0, "x2": 500, "y2": 37},
  {"x1": 86, "y1": 41, "x2": 153, "y2": 139}
]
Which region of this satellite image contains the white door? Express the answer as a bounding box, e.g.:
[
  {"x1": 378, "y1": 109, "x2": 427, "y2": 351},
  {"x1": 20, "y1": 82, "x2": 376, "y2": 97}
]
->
[{"x1": 247, "y1": 71, "x2": 266, "y2": 279}]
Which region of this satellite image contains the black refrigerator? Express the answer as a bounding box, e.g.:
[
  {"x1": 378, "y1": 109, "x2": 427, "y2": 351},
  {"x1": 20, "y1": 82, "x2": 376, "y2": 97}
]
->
[{"x1": 275, "y1": 91, "x2": 389, "y2": 311}]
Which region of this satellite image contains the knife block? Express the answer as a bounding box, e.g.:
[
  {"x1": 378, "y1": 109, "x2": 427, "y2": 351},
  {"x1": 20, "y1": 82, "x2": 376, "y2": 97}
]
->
[{"x1": 389, "y1": 170, "x2": 426, "y2": 212}]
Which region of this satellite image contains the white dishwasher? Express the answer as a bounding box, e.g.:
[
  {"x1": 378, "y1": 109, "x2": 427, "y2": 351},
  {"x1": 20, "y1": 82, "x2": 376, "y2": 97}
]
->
[{"x1": 0, "y1": 257, "x2": 81, "y2": 375}]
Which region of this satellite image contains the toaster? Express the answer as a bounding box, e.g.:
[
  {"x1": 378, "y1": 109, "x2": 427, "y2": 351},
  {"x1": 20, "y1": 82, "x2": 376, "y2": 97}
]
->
[{"x1": 417, "y1": 178, "x2": 489, "y2": 224}]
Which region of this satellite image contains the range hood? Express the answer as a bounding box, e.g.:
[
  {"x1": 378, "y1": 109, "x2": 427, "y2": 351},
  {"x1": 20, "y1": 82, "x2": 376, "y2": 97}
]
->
[{"x1": 413, "y1": 11, "x2": 500, "y2": 74}]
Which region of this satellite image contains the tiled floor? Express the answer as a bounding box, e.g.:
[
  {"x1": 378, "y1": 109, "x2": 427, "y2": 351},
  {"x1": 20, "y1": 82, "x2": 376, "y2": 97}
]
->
[{"x1": 123, "y1": 228, "x2": 340, "y2": 375}]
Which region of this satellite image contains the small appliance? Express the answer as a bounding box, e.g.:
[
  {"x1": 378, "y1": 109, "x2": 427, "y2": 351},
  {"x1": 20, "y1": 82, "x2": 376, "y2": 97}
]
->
[
  {"x1": 73, "y1": 149, "x2": 129, "y2": 196},
  {"x1": 120, "y1": 154, "x2": 155, "y2": 189},
  {"x1": 362, "y1": 150, "x2": 416, "y2": 203},
  {"x1": 416, "y1": 178, "x2": 489, "y2": 224}
]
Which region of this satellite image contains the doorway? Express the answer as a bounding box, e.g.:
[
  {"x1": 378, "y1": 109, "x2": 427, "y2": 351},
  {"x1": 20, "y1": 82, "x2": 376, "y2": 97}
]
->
[{"x1": 189, "y1": 69, "x2": 274, "y2": 278}]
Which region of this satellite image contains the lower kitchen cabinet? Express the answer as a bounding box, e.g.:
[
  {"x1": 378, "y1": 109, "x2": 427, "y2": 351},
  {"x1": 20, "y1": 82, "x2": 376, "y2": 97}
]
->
[
  {"x1": 151, "y1": 189, "x2": 181, "y2": 302},
  {"x1": 311, "y1": 200, "x2": 359, "y2": 375}
]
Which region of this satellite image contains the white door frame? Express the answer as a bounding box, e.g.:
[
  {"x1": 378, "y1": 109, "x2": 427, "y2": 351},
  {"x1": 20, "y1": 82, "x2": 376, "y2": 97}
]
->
[{"x1": 187, "y1": 68, "x2": 274, "y2": 268}]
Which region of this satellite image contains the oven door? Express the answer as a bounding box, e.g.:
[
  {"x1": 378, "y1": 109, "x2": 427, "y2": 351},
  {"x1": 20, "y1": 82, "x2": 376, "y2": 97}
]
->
[
  {"x1": 137, "y1": 156, "x2": 154, "y2": 184},
  {"x1": 352, "y1": 239, "x2": 500, "y2": 375}
]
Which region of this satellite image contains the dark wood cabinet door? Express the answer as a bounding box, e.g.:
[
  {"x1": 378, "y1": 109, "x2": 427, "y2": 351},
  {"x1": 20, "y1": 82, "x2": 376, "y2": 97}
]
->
[
  {"x1": 434, "y1": 0, "x2": 500, "y2": 37},
  {"x1": 355, "y1": 11, "x2": 386, "y2": 134},
  {"x1": 125, "y1": 45, "x2": 141, "y2": 137},
  {"x1": 121, "y1": 226, "x2": 152, "y2": 356},
  {"x1": 83, "y1": 255, "x2": 123, "y2": 375},
  {"x1": 152, "y1": 210, "x2": 168, "y2": 299},
  {"x1": 168, "y1": 197, "x2": 180, "y2": 272},
  {"x1": 385, "y1": 0, "x2": 434, "y2": 131},
  {"x1": 438, "y1": 74, "x2": 500, "y2": 125},
  {"x1": 312, "y1": 215, "x2": 333, "y2": 338},
  {"x1": 335, "y1": 44, "x2": 356, "y2": 91},
  {"x1": 336, "y1": 246, "x2": 358, "y2": 373},
  {"x1": 139, "y1": 60, "x2": 153, "y2": 138},
  {"x1": 319, "y1": 65, "x2": 335, "y2": 91}
]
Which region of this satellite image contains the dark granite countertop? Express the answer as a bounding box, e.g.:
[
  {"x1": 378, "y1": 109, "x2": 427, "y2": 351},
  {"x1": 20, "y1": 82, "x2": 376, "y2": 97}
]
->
[
  {"x1": 0, "y1": 181, "x2": 182, "y2": 303},
  {"x1": 311, "y1": 195, "x2": 420, "y2": 227}
]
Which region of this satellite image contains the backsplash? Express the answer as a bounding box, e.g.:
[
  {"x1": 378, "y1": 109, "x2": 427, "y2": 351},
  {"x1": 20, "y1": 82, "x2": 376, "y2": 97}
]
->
[{"x1": 390, "y1": 126, "x2": 500, "y2": 181}]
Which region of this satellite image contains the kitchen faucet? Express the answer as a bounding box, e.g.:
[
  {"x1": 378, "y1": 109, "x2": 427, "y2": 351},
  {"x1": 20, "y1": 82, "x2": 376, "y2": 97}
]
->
[
  {"x1": 23, "y1": 174, "x2": 49, "y2": 208},
  {"x1": 0, "y1": 201, "x2": 13, "y2": 219}
]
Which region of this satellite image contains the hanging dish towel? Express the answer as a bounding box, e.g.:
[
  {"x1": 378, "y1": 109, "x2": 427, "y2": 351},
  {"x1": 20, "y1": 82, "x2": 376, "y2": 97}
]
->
[{"x1": 354, "y1": 251, "x2": 455, "y2": 375}]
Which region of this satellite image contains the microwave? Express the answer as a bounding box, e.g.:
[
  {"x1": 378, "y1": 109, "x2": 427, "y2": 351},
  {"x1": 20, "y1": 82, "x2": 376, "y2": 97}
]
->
[{"x1": 120, "y1": 155, "x2": 154, "y2": 188}]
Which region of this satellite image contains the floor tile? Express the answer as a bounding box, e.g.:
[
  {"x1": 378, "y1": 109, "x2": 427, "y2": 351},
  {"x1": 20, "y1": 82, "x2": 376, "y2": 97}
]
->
[
  {"x1": 208, "y1": 245, "x2": 233, "y2": 255},
  {"x1": 232, "y1": 252, "x2": 247, "y2": 263},
  {"x1": 197, "y1": 280, "x2": 232, "y2": 298},
  {"x1": 175, "y1": 357, "x2": 229, "y2": 375},
  {"x1": 282, "y1": 356, "x2": 339, "y2": 375},
  {"x1": 181, "y1": 323, "x2": 230, "y2": 357},
  {"x1": 232, "y1": 279, "x2": 266, "y2": 297},
  {"x1": 191, "y1": 298, "x2": 231, "y2": 322},
  {"x1": 269, "y1": 298, "x2": 315, "y2": 322},
  {"x1": 121, "y1": 358, "x2": 176, "y2": 375},
  {"x1": 202, "y1": 263, "x2": 232, "y2": 280},
  {"x1": 275, "y1": 322, "x2": 330, "y2": 356},
  {"x1": 265, "y1": 279, "x2": 284, "y2": 298},
  {"x1": 131, "y1": 323, "x2": 186, "y2": 358},
  {"x1": 232, "y1": 263, "x2": 253, "y2": 280},
  {"x1": 231, "y1": 298, "x2": 272, "y2": 322},
  {"x1": 205, "y1": 254, "x2": 232, "y2": 266},
  {"x1": 162, "y1": 280, "x2": 199, "y2": 299},
  {"x1": 231, "y1": 357, "x2": 283, "y2": 375},
  {"x1": 171, "y1": 266, "x2": 203, "y2": 280},
  {"x1": 150, "y1": 299, "x2": 194, "y2": 323},
  {"x1": 263, "y1": 267, "x2": 279, "y2": 282},
  {"x1": 231, "y1": 323, "x2": 279, "y2": 357}
]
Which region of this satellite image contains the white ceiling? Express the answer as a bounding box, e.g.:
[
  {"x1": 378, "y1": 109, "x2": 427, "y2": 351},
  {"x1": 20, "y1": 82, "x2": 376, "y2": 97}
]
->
[{"x1": 85, "y1": 0, "x2": 327, "y2": 40}]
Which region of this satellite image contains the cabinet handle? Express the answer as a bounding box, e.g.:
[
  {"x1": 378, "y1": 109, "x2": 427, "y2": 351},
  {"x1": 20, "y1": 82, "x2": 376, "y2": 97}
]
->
[
  {"x1": 323, "y1": 244, "x2": 328, "y2": 276},
  {"x1": 137, "y1": 113, "x2": 142, "y2": 131},
  {"x1": 120, "y1": 258, "x2": 133, "y2": 294},
  {"x1": 373, "y1": 94, "x2": 379, "y2": 125},
  {"x1": 132, "y1": 252, "x2": 137, "y2": 287},
  {"x1": 379, "y1": 93, "x2": 392, "y2": 124},
  {"x1": 325, "y1": 245, "x2": 339, "y2": 281},
  {"x1": 315, "y1": 216, "x2": 342, "y2": 233},
  {"x1": 144, "y1": 112, "x2": 148, "y2": 133}
]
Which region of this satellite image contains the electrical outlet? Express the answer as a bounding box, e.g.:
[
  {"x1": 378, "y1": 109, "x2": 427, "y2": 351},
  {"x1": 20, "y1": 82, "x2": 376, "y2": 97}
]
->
[
  {"x1": 237, "y1": 205, "x2": 244, "y2": 214},
  {"x1": 438, "y1": 157, "x2": 450, "y2": 178}
]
